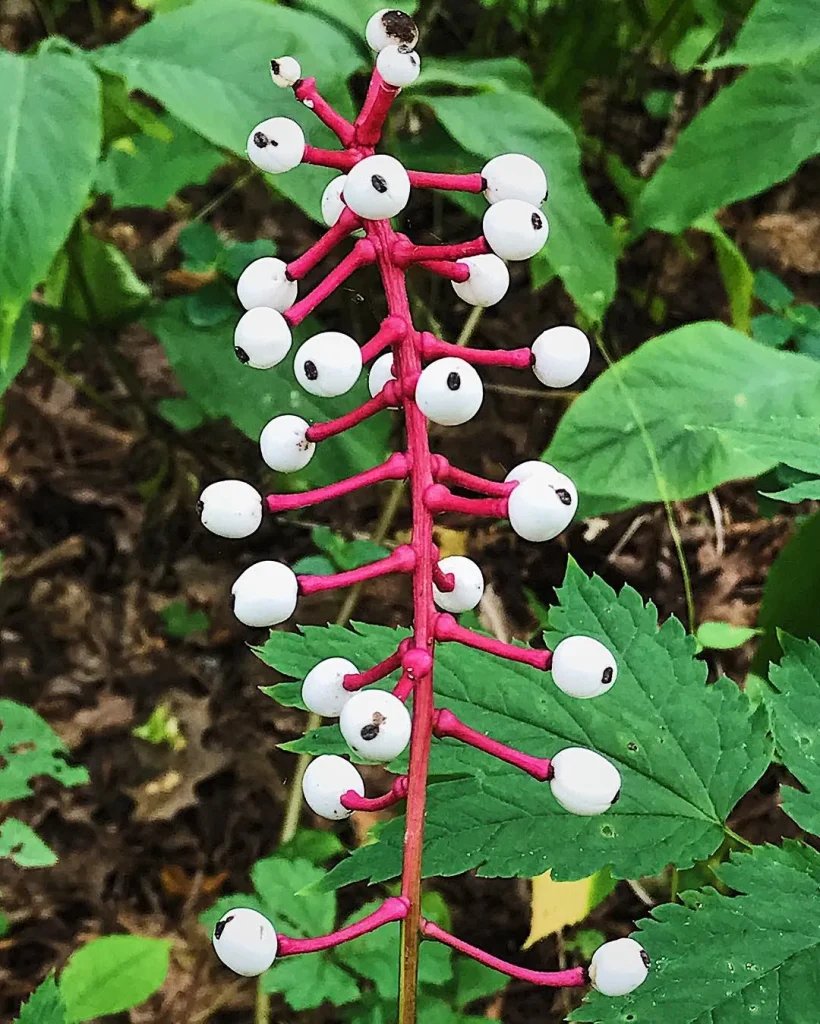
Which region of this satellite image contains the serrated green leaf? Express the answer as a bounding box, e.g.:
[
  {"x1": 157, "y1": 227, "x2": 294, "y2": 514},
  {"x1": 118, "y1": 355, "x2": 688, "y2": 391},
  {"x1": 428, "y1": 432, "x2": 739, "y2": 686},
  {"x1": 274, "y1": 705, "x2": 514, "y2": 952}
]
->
[
  {"x1": 260, "y1": 953, "x2": 361, "y2": 1009},
  {"x1": 545, "y1": 322, "x2": 820, "y2": 515},
  {"x1": 571, "y1": 842, "x2": 820, "y2": 1023},
  {"x1": 0, "y1": 819, "x2": 57, "y2": 868},
  {"x1": 14, "y1": 977, "x2": 66, "y2": 1024},
  {"x1": 0, "y1": 699, "x2": 88, "y2": 801},
  {"x1": 259, "y1": 681, "x2": 307, "y2": 709},
  {"x1": 59, "y1": 936, "x2": 170, "y2": 1023},
  {"x1": 707, "y1": 0, "x2": 820, "y2": 67}
]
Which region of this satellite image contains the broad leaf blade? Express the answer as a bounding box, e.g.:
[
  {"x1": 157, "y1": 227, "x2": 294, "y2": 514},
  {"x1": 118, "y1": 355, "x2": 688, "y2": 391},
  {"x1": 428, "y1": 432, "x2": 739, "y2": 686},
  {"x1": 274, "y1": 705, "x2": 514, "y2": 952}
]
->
[
  {"x1": 0, "y1": 699, "x2": 89, "y2": 801},
  {"x1": 708, "y1": 0, "x2": 820, "y2": 67}
]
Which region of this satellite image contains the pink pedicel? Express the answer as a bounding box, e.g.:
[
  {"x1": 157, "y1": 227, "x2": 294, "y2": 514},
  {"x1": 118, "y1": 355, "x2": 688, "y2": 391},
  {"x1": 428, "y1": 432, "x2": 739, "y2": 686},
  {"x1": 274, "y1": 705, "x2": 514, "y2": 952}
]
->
[
  {"x1": 286, "y1": 208, "x2": 362, "y2": 281},
  {"x1": 392, "y1": 236, "x2": 491, "y2": 265},
  {"x1": 341, "y1": 775, "x2": 409, "y2": 811},
  {"x1": 277, "y1": 897, "x2": 409, "y2": 956},
  {"x1": 424, "y1": 483, "x2": 509, "y2": 520},
  {"x1": 431, "y1": 455, "x2": 517, "y2": 498},
  {"x1": 433, "y1": 708, "x2": 552, "y2": 782},
  {"x1": 435, "y1": 613, "x2": 552, "y2": 670},
  {"x1": 406, "y1": 170, "x2": 485, "y2": 193},
  {"x1": 343, "y1": 639, "x2": 410, "y2": 691},
  {"x1": 305, "y1": 383, "x2": 399, "y2": 443},
  {"x1": 420, "y1": 332, "x2": 533, "y2": 369},
  {"x1": 298, "y1": 544, "x2": 416, "y2": 595},
  {"x1": 284, "y1": 240, "x2": 376, "y2": 326},
  {"x1": 266, "y1": 453, "x2": 408, "y2": 513},
  {"x1": 293, "y1": 77, "x2": 355, "y2": 146}
]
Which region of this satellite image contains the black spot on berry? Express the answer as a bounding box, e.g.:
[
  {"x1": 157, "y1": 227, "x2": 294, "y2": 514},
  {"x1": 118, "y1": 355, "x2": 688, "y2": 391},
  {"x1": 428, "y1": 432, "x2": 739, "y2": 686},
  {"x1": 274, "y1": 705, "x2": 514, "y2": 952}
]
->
[
  {"x1": 640, "y1": 950, "x2": 651, "y2": 968},
  {"x1": 383, "y1": 10, "x2": 418, "y2": 46},
  {"x1": 360, "y1": 723, "x2": 379, "y2": 741},
  {"x1": 610, "y1": 788, "x2": 621, "y2": 805},
  {"x1": 371, "y1": 174, "x2": 388, "y2": 194},
  {"x1": 531, "y1": 211, "x2": 543, "y2": 230},
  {"x1": 214, "y1": 915, "x2": 234, "y2": 940},
  {"x1": 235, "y1": 346, "x2": 250, "y2": 364},
  {"x1": 446, "y1": 371, "x2": 461, "y2": 391},
  {"x1": 304, "y1": 359, "x2": 319, "y2": 381},
  {"x1": 270, "y1": 59, "x2": 280, "y2": 75},
  {"x1": 555, "y1": 488, "x2": 572, "y2": 506},
  {"x1": 195, "y1": 500, "x2": 204, "y2": 515},
  {"x1": 602, "y1": 666, "x2": 614, "y2": 685},
  {"x1": 253, "y1": 131, "x2": 269, "y2": 148}
]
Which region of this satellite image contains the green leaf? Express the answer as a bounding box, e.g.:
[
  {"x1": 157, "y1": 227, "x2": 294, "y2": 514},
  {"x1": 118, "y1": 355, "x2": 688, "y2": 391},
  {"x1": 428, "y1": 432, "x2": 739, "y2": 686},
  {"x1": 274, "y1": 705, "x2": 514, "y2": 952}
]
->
[
  {"x1": 160, "y1": 601, "x2": 209, "y2": 638},
  {"x1": 265, "y1": 563, "x2": 771, "y2": 885},
  {"x1": 291, "y1": 554, "x2": 336, "y2": 576},
  {"x1": 184, "y1": 282, "x2": 235, "y2": 327},
  {"x1": 634, "y1": 55, "x2": 820, "y2": 234},
  {"x1": 278, "y1": 829, "x2": 345, "y2": 865},
  {"x1": 157, "y1": 396, "x2": 206, "y2": 431},
  {"x1": 760, "y1": 476, "x2": 820, "y2": 502},
  {"x1": 14, "y1": 977, "x2": 66, "y2": 1024},
  {"x1": 94, "y1": 0, "x2": 362, "y2": 221},
  {"x1": 260, "y1": 954, "x2": 359, "y2": 1010},
  {"x1": 708, "y1": 0, "x2": 820, "y2": 67},
  {"x1": 145, "y1": 299, "x2": 390, "y2": 487},
  {"x1": 0, "y1": 48, "x2": 101, "y2": 363},
  {"x1": 695, "y1": 622, "x2": 762, "y2": 651},
  {"x1": 411, "y1": 57, "x2": 534, "y2": 95},
  {"x1": 754, "y1": 268, "x2": 795, "y2": 311},
  {"x1": 59, "y1": 936, "x2": 171, "y2": 1023},
  {"x1": 96, "y1": 115, "x2": 224, "y2": 208},
  {"x1": 452, "y1": 957, "x2": 507, "y2": 1010},
  {"x1": 545, "y1": 323, "x2": 820, "y2": 515},
  {"x1": 311, "y1": 525, "x2": 390, "y2": 571},
  {"x1": 751, "y1": 313, "x2": 793, "y2": 348},
  {"x1": 0, "y1": 819, "x2": 57, "y2": 868},
  {"x1": 571, "y1": 842, "x2": 820, "y2": 1023},
  {"x1": 766, "y1": 634, "x2": 820, "y2": 835},
  {"x1": 295, "y1": 0, "x2": 418, "y2": 36},
  {"x1": 179, "y1": 222, "x2": 223, "y2": 270},
  {"x1": 219, "y1": 239, "x2": 277, "y2": 280},
  {"x1": 424, "y1": 91, "x2": 616, "y2": 320},
  {"x1": 693, "y1": 215, "x2": 753, "y2": 333},
  {"x1": 0, "y1": 699, "x2": 89, "y2": 801},
  {"x1": 1, "y1": 309, "x2": 33, "y2": 397}
]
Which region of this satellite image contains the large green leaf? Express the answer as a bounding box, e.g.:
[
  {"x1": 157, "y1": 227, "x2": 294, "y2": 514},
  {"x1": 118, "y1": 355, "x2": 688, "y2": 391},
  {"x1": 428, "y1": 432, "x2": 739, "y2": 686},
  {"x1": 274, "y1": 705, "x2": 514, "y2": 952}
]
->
[
  {"x1": 708, "y1": 0, "x2": 820, "y2": 67},
  {"x1": 0, "y1": 699, "x2": 89, "y2": 801},
  {"x1": 424, "y1": 92, "x2": 616, "y2": 321},
  {"x1": 295, "y1": 0, "x2": 418, "y2": 36},
  {"x1": 0, "y1": 48, "x2": 101, "y2": 361},
  {"x1": 0, "y1": 308, "x2": 32, "y2": 397},
  {"x1": 144, "y1": 299, "x2": 390, "y2": 487},
  {"x1": 14, "y1": 977, "x2": 66, "y2": 1024},
  {"x1": 635, "y1": 55, "x2": 820, "y2": 233},
  {"x1": 59, "y1": 936, "x2": 171, "y2": 1023},
  {"x1": 261, "y1": 561, "x2": 771, "y2": 884},
  {"x1": 0, "y1": 818, "x2": 57, "y2": 868},
  {"x1": 545, "y1": 322, "x2": 820, "y2": 515},
  {"x1": 571, "y1": 842, "x2": 820, "y2": 1023},
  {"x1": 94, "y1": 0, "x2": 363, "y2": 220}
]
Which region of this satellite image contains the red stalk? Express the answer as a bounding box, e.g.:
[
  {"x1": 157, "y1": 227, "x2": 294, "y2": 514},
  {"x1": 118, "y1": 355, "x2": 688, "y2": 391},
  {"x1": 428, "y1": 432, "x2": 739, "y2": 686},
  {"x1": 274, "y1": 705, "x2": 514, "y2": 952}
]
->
[
  {"x1": 305, "y1": 383, "x2": 398, "y2": 443},
  {"x1": 302, "y1": 145, "x2": 359, "y2": 171},
  {"x1": 414, "y1": 259, "x2": 471, "y2": 283},
  {"x1": 341, "y1": 775, "x2": 409, "y2": 811},
  {"x1": 266, "y1": 453, "x2": 408, "y2": 513},
  {"x1": 431, "y1": 455, "x2": 516, "y2": 498},
  {"x1": 360, "y1": 316, "x2": 406, "y2": 362},
  {"x1": 284, "y1": 240, "x2": 376, "y2": 326},
  {"x1": 354, "y1": 69, "x2": 400, "y2": 146},
  {"x1": 299, "y1": 544, "x2": 415, "y2": 595},
  {"x1": 285, "y1": 209, "x2": 361, "y2": 281},
  {"x1": 425, "y1": 483, "x2": 509, "y2": 519},
  {"x1": 294, "y1": 77, "x2": 356, "y2": 146},
  {"x1": 343, "y1": 640, "x2": 409, "y2": 691},
  {"x1": 433, "y1": 708, "x2": 553, "y2": 781},
  {"x1": 434, "y1": 613, "x2": 552, "y2": 670},
  {"x1": 393, "y1": 237, "x2": 490, "y2": 265},
  {"x1": 277, "y1": 897, "x2": 409, "y2": 955},
  {"x1": 420, "y1": 332, "x2": 533, "y2": 369},
  {"x1": 406, "y1": 170, "x2": 485, "y2": 193}
]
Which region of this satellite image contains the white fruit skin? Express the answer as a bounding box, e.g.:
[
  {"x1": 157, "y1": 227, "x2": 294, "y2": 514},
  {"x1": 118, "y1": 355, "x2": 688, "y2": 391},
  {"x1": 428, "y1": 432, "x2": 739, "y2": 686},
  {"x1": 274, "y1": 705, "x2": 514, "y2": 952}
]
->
[
  {"x1": 236, "y1": 257, "x2": 298, "y2": 313},
  {"x1": 482, "y1": 153, "x2": 548, "y2": 206},
  {"x1": 321, "y1": 176, "x2": 348, "y2": 227},
  {"x1": 301, "y1": 657, "x2": 359, "y2": 717},
  {"x1": 213, "y1": 907, "x2": 278, "y2": 977},
  {"x1": 507, "y1": 472, "x2": 578, "y2": 542},
  {"x1": 589, "y1": 938, "x2": 650, "y2": 997},
  {"x1": 551, "y1": 636, "x2": 617, "y2": 699},
  {"x1": 483, "y1": 199, "x2": 549, "y2": 261},
  {"x1": 504, "y1": 460, "x2": 562, "y2": 486},
  {"x1": 247, "y1": 117, "x2": 305, "y2": 174},
  {"x1": 343, "y1": 154, "x2": 411, "y2": 220},
  {"x1": 433, "y1": 556, "x2": 485, "y2": 613},
  {"x1": 199, "y1": 480, "x2": 263, "y2": 539},
  {"x1": 294, "y1": 332, "x2": 363, "y2": 398},
  {"x1": 415, "y1": 357, "x2": 483, "y2": 427},
  {"x1": 260, "y1": 415, "x2": 316, "y2": 473},
  {"x1": 340, "y1": 690, "x2": 412, "y2": 762},
  {"x1": 368, "y1": 352, "x2": 397, "y2": 400},
  {"x1": 231, "y1": 561, "x2": 298, "y2": 628},
  {"x1": 302, "y1": 754, "x2": 365, "y2": 819},
  {"x1": 452, "y1": 254, "x2": 510, "y2": 307},
  {"x1": 532, "y1": 326, "x2": 591, "y2": 388},
  {"x1": 366, "y1": 9, "x2": 419, "y2": 51},
  {"x1": 550, "y1": 747, "x2": 622, "y2": 816},
  {"x1": 234, "y1": 307, "x2": 292, "y2": 370},
  {"x1": 270, "y1": 55, "x2": 301, "y2": 88},
  {"x1": 377, "y1": 45, "x2": 421, "y2": 87}
]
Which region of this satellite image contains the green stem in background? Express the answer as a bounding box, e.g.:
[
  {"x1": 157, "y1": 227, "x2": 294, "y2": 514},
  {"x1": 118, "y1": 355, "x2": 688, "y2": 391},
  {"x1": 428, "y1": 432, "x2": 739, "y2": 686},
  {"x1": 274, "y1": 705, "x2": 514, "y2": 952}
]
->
[{"x1": 456, "y1": 305, "x2": 484, "y2": 348}]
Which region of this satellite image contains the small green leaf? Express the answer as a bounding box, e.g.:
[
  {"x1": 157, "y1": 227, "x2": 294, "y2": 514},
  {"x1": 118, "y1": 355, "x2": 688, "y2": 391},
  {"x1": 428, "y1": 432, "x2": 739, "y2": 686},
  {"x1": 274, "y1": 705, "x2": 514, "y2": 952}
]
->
[
  {"x1": 59, "y1": 936, "x2": 171, "y2": 1023},
  {"x1": 157, "y1": 397, "x2": 206, "y2": 431},
  {"x1": 694, "y1": 215, "x2": 753, "y2": 333},
  {"x1": 179, "y1": 222, "x2": 223, "y2": 270},
  {"x1": 0, "y1": 699, "x2": 89, "y2": 801},
  {"x1": 760, "y1": 476, "x2": 820, "y2": 503},
  {"x1": 695, "y1": 622, "x2": 762, "y2": 651},
  {"x1": 751, "y1": 313, "x2": 793, "y2": 348},
  {"x1": 754, "y1": 268, "x2": 795, "y2": 311},
  {"x1": 160, "y1": 602, "x2": 210, "y2": 638},
  {"x1": 183, "y1": 282, "x2": 237, "y2": 326},
  {"x1": 219, "y1": 239, "x2": 277, "y2": 281},
  {"x1": 0, "y1": 819, "x2": 57, "y2": 868},
  {"x1": 14, "y1": 976, "x2": 66, "y2": 1024},
  {"x1": 259, "y1": 681, "x2": 306, "y2": 709},
  {"x1": 278, "y1": 829, "x2": 345, "y2": 865},
  {"x1": 291, "y1": 555, "x2": 337, "y2": 576}
]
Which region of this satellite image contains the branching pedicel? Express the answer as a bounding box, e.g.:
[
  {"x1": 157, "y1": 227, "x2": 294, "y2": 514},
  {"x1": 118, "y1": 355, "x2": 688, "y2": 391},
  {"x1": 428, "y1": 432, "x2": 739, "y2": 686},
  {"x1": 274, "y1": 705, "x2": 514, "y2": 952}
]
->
[{"x1": 199, "y1": 9, "x2": 650, "y2": 1019}]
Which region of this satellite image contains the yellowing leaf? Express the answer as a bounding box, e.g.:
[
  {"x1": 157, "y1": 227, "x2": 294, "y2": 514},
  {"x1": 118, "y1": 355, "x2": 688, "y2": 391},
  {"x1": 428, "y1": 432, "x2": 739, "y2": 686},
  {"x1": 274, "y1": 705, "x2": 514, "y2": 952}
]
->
[{"x1": 524, "y1": 869, "x2": 613, "y2": 948}]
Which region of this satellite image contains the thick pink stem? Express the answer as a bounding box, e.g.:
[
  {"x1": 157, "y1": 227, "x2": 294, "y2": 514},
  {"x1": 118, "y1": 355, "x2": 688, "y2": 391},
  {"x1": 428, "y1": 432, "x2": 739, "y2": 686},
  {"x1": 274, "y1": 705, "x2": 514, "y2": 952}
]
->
[
  {"x1": 420, "y1": 333, "x2": 533, "y2": 369},
  {"x1": 431, "y1": 562, "x2": 456, "y2": 592},
  {"x1": 341, "y1": 775, "x2": 409, "y2": 811},
  {"x1": 393, "y1": 237, "x2": 490, "y2": 265},
  {"x1": 266, "y1": 453, "x2": 408, "y2": 513},
  {"x1": 425, "y1": 484, "x2": 509, "y2": 520},
  {"x1": 302, "y1": 145, "x2": 359, "y2": 171},
  {"x1": 305, "y1": 383, "x2": 399, "y2": 443},
  {"x1": 284, "y1": 240, "x2": 375, "y2": 326},
  {"x1": 286, "y1": 209, "x2": 362, "y2": 281},
  {"x1": 415, "y1": 259, "x2": 471, "y2": 283},
  {"x1": 343, "y1": 639, "x2": 410, "y2": 691},
  {"x1": 354, "y1": 69, "x2": 400, "y2": 147},
  {"x1": 278, "y1": 897, "x2": 409, "y2": 956},
  {"x1": 433, "y1": 708, "x2": 552, "y2": 781},
  {"x1": 393, "y1": 672, "x2": 415, "y2": 702},
  {"x1": 435, "y1": 613, "x2": 552, "y2": 670},
  {"x1": 431, "y1": 456, "x2": 515, "y2": 498},
  {"x1": 360, "y1": 316, "x2": 405, "y2": 363},
  {"x1": 293, "y1": 77, "x2": 356, "y2": 146},
  {"x1": 407, "y1": 170, "x2": 485, "y2": 193},
  {"x1": 299, "y1": 544, "x2": 415, "y2": 595},
  {"x1": 420, "y1": 920, "x2": 587, "y2": 988}
]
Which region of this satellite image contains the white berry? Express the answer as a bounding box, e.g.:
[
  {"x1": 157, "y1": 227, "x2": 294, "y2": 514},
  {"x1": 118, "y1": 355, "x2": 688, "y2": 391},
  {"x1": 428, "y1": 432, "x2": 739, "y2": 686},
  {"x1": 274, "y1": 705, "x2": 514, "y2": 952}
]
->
[
  {"x1": 213, "y1": 907, "x2": 277, "y2": 977},
  {"x1": 483, "y1": 199, "x2": 548, "y2": 261},
  {"x1": 452, "y1": 254, "x2": 509, "y2": 308},
  {"x1": 260, "y1": 415, "x2": 315, "y2": 473},
  {"x1": 339, "y1": 689, "x2": 412, "y2": 762},
  {"x1": 302, "y1": 657, "x2": 359, "y2": 717},
  {"x1": 482, "y1": 154, "x2": 548, "y2": 206},
  {"x1": 231, "y1": 561, "x2": 298, "y2": 628},
  {"x1": 247, "y1": 117, "x2": 305, "y2": 174},
  {"x1": 236, "y1": 257, "x2": 297, "y2": 314},
  {"x1": 366, "y1": 8, "x2": 419, "y2": 52},
  {"x1": 198, "y1": 480, "x2": 262, "y2": 539},
  {"x1": 377, "y1": 44, "x2": 421, "y2": 87},
  {"x1": 532, "y1": 326, "x2": 590, "y2": 388},
  {"x1": 368, "y1": 351, "x2": 397, "y2": 400},
  {"x1": 550, "y1": 747, "x2": 621, "y2": 816},
  {"x1": 433, "y1": 556, "x2": 485, "y2": 613},
  {"x1": 507, "y1": 470, "x2": 577, "y2": 542},
  {"x1": 302, "y1": 754, "x2": 365, "y2": 819},
  {"x1": 294, "y1": 332, "x2": 363, "y2": 397},
  {"x1": 321, "y1": 175, "x2": 348, "y2": 227},
  {"x1": 234, "y1": 307, "x2": 292, "y2": 369},
  {"x1": 270, "y1": 56, "x2": 301, "y2": 88},
  {"x1": 552, "y1": 636, "x2": 617, "y2": 699},
  {"x1": 590, "y1": 938, "x2": 650, "y2": 997},
  {"x1": 504, "y1": 461, "x2": 562, "y2": 486},
  {"x1": 415, "y1": 357, "x2": 483, "y2": 426},
  {"x1": 344, "y1": 154, "x2": 410, "y2": 220}
]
